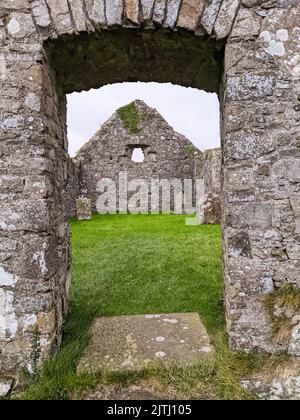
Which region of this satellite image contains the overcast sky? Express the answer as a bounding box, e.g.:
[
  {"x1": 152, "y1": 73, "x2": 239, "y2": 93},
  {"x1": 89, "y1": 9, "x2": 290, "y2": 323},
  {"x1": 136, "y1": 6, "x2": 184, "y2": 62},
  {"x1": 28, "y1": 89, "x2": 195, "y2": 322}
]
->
[{"x1": 67, "y1": 82, "x2": 220, "y2": 157}]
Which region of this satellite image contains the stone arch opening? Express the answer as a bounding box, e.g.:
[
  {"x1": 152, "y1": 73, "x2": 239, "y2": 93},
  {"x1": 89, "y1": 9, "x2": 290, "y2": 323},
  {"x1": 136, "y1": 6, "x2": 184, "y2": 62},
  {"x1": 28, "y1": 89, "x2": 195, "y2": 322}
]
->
[
  {"x1": 46, "y1": 28, "x2": 225, "y2": 94},
  {"x1": 1, "y1": 2, "x2": 299, "y2": 390},
  {"x1": 67, "y1": 84, "x2": 221, "y2": 217}
]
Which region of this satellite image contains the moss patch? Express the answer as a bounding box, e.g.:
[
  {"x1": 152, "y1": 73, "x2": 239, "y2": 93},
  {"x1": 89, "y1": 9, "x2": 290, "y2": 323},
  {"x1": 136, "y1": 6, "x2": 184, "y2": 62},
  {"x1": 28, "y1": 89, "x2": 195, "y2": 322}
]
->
[
  {"x1": 184, "y1": 145, "x2": 197, "y2": 155},
  {"x1": 263, "y1": 285, "x2": 300, "y2": 345},
  {"x1": 118, "y1": 102, "x2": 141, "y2": 134}
]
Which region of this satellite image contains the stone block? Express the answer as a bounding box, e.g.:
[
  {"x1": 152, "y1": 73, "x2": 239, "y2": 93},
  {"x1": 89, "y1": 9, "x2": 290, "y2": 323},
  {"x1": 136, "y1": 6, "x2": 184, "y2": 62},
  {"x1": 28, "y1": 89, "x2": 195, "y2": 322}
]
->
[
  {"x1": 77, "y1": 313, "x2": 214, "y2": 374},
  {"x1": 0, "y1": 200, "x2": 49, "y2": 232},
  {"x1": 226, "y1": 75, "x2": 276, "y2": 101},
  {"x1": 6, "y1": 12, "x2": 37, "y2": 39},
  {"x1": 76, "y1": 198, "x2": 92, "y2": 220},
  {"x1": 228, "y1": 203, "x2": 273, "y2": 229},
  {"x1": 241, "y1": 361, "x2": 300, "y2": 400},
  {"x1": 288, "y1": 160, "x2": 300, "y2": 183},
  {"x1": 230, "y1": 8, "x2": 261, "y2": 40},
  {"x1": 106, "y1": 0, "x2": 123, "y2": 26},
  {"x1": 125, "y1": 0, "x2": 140, "y2": 25},
  {"x1": 291, "y1": 197, "x2": 300, "y2": 235},
  {"x1": 214, "y1": 0, "x2": 240, "y2": 39},
  {"x1": 177, "y1": 0, "x2": 206, "y2": 31},
  {"x1": 140, "y1": 0, "x2": 156, "y2": 22},
  {"x1": 228, "y1": 231, "x2": 252, "y2": 258},
  {"x1": 224, "y1": 167, "x2": 254, "y2": 191},
  {"x1": 201, "y1": 0, "x2": 222, "y2": 35},
  {"x1": 163, "y1": 0, "x2": 182, "y2": 28},
  {"x1": 85, "y1": 0, "x2": 106, "y2": 28},
  {"x1": 46, "y1": 0, "x2": 73, "y2": 34},
  {"x1": 153, "y1": 0, "x2": 167, "y2": 25},
  {"x1": 69, "y1": 0, "x2": 90, "y2": 32},
  {"x1": 30, "y1": 0, "x2": 52, "y2": 31},
  {"x1": 0, "y1": 380, "x2": 14, "y2": 397}
]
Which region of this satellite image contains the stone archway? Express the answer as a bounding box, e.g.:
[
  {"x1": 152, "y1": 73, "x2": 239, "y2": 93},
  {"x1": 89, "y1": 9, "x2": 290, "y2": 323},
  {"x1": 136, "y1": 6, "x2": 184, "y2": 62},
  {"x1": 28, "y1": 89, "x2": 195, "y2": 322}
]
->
[{"x1": 0, "y1": 1, "x2": 299, "y2": 388}]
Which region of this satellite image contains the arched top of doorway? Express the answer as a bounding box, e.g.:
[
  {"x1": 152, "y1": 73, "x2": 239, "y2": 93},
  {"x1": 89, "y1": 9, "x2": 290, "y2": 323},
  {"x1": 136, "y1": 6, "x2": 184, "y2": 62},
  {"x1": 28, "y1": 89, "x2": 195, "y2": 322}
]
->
[
  {"x1": 45, "y1": 27, "x2": 225, "y2": 94},
  {"x1": 31, "y1": 0, "x2": 242, "y2": 41},
  {"x1": 28, "y1": 0, "x2": 247, "y2": 94}
]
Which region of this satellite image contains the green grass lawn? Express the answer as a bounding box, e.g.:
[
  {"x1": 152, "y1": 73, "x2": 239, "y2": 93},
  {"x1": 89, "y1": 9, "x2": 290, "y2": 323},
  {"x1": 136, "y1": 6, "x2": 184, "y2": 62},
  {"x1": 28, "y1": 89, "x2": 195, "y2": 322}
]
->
[
  {"x1": 70, "y1": 214, "x2": 223, "y2": 333},
  {"x1": 18, "y1": 214, "x2": 284, "y2": 400}
]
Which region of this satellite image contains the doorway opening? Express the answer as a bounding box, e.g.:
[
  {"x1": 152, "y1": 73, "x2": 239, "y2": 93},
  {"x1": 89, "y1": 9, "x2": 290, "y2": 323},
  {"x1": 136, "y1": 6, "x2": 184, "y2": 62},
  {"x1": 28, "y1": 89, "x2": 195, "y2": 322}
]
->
[
  {"x1": 65, "y1": 80, "x2": 222, "y2": 387},
  {"x1": 20, "y1": 27, "x2": 230, "y2": 399}
]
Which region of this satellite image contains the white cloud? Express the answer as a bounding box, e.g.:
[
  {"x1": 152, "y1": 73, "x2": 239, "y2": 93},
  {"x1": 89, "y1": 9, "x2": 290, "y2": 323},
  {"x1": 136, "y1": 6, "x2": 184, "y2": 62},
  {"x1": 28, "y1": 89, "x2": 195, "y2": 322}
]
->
[{"x1": 67, "y1": 82, "x2": 220, "y2": 157}]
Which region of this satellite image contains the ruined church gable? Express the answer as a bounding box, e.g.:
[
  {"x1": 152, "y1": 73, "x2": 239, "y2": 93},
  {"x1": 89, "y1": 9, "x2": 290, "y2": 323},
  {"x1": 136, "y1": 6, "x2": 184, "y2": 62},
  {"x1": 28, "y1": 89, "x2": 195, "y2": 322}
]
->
[
  {"x1": 76, "y1": 100, "x2": 202, "y2": 167},
  {"x1": 73, "y1": 100, "x2": 203, "y2": 213}
]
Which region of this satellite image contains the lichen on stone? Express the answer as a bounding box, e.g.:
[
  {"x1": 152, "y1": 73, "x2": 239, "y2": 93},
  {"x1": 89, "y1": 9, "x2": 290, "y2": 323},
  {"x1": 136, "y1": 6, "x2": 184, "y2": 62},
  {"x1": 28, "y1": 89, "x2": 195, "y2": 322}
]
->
[{"x1": 118, "y1": 102, "x2": 142, "y2": 134}]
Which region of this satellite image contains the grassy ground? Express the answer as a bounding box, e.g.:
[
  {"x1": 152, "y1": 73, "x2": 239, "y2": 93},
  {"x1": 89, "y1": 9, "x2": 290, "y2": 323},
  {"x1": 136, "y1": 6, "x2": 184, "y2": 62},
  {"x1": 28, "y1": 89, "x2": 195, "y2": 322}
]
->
[{"x1": 17, "y1": 214, "x2": 286, "y2": 400}]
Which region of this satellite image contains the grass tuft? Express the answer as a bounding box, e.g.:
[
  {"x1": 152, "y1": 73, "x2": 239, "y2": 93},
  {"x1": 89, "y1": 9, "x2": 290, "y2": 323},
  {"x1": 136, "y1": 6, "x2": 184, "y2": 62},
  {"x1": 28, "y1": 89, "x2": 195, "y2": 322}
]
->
[
  {"x1": 263, "y1": 285, "x2": 300, "y2": 345},
  {"x1": 118, "y1": 102, "x2": 141, "y2": 134}
]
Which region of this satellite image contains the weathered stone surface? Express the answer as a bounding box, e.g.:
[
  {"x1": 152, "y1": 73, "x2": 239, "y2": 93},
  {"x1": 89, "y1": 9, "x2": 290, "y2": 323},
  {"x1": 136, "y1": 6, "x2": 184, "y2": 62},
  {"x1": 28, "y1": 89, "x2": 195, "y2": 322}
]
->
[
  {"x1": 163, "y1": 0, "x2": 182, "y2": 28},
  {"x1": 77, "y1": 313, "x2": 214, "y2": 374},
  {"x1": 228, "y1": 232, "x2": 252, "y2": 258},
  {"x1": 289, "y1": 160, "x2": 300, "y2": 183},
  {"x1": 106, "y1": 0, "x2": 123, "y2": 26},
  {"x1": 76, "y1": 198, "x2": 92, "y2": 220},
  {"x1": 6, "y1": 12, "x2": 36, "y2": 39},
  {"x1": 230, "y1": 8, "x2": 262, "y2": 40},
  {"x1": 30, "y1": 0, "x2": 52, "y2": 32},
  {"x1": 84, "y1": 0, "x2": 106, "y2": 29},
  {"x1": 1, "y1": 0, "x2": 30, "y2": 9},
  {"x1": 177, "y1": 0, "x2": 206, "y2": 31},
  {"x1": 196, "y1": 148, "x2": 222, "y2": 224},
  {"x1": 214, "y1": 0, "x2": 240, "y2": 39},
  {"x1": 241, "y1": 362, "x2": 300, "y2": 400},
  {"x1": 125, "y1": 0, "x2": 140, "y2": 25},
  {"x1": 153, "y1": 0, "x2": 167, "y2": 25},
  {"x1": 46, "y1": 0, "x2": 74, "y2": 34},
  {"x1": 78, "y1": 384, "x2": 167, "y2": 400},
  {"x1": 289, "y1": 323, "x2": 300, "y2": 356},
  {"x1": 0, "y1": 380, "x2": 13, "y2": 397},
  {"x1": 69, "y1": 0, "x2": 90, "y2": 32},
  {"x1": 141, "y1": 0, "x2": 156, "y2": 22},
  {"x1": 291, "y1": 197, "x2": 300, "y2": 235},
  {"x1": 226, "y1": 75, "x2": 276, "y2": 101},
  {"x1": 223, "y1": 5, "x2": 300, "y2": 356},
  {"x1": 201, "y1": 0, "x2": 222, "y2": 35},
  {"x1": 246, "y1": 376, "x2": 300, "y2": 400}
]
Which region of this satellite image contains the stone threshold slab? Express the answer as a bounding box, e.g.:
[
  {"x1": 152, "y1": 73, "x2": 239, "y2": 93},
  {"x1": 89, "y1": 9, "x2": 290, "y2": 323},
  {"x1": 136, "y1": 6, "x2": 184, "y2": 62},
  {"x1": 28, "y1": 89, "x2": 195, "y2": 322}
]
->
[{"x1": 77, "y1": 312, "x2": 214, "y2": 374}]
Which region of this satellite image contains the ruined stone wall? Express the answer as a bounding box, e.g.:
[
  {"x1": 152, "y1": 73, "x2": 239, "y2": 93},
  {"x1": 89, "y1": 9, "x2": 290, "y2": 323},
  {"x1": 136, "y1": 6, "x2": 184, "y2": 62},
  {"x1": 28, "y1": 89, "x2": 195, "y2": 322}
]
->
[
  {"x1": 223, "y1": 3, "x2": 300, "y2": 353},
  {"x1": 74, "y1": 100, "x2": 202, "y2": 214},
  {"x1": 0, "y1": 0, "x2": 299, "y2": 394},
  {"x1": 0, "y1": 4, "x2": 71, "y2": 392},
  {"x1": 68, "y1": 157, "x2": 80, "y2": 218},
  {"x1": 196, "y1": 148, "x2": 222, "y2": 224}
]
